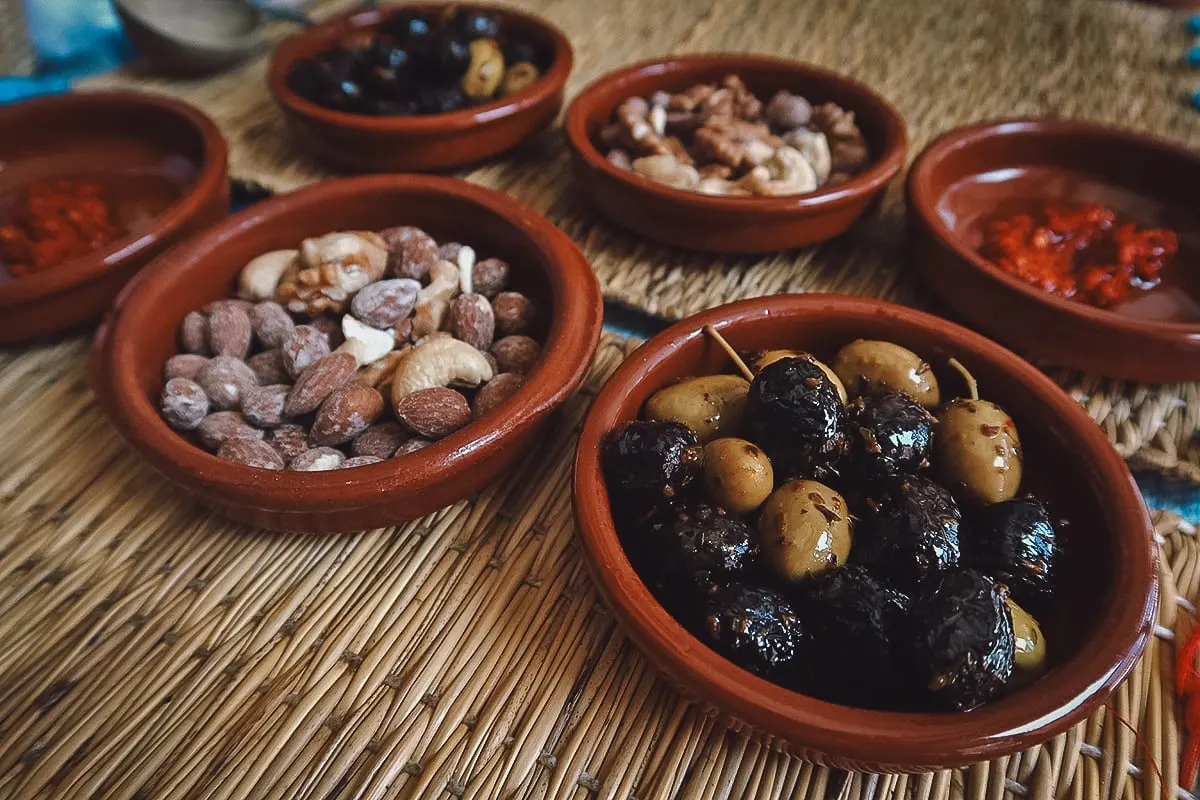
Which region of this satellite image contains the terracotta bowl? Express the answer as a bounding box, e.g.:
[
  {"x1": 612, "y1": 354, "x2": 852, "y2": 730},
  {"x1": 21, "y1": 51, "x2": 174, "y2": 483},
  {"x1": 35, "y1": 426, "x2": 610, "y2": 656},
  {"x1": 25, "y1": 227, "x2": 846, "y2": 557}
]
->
[
  {"x1": 91, "y1": 175, "x2": 602, "y2": 533},
  {"x1": 268, "y1": 3, "x2": 573, "y2": 172},
  {"x1": 0, "y1": 92, "x2": 229, "y2": 344},
  {"x1": 572, "y1": 294, "x2": 1158, "y2": 773},
  {"x1": 564, "y1": 54, "x2": 908, "y2": 253},
  {"x1": 907, "y1": 119, "x2": 1200, "y2": 383}
]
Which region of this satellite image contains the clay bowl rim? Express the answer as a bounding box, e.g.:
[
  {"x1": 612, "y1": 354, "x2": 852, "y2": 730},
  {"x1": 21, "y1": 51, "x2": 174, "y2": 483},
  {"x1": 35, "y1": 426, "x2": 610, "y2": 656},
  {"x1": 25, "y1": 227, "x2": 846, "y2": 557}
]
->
[
  {"x1": 564, "y1": 53, "x2": 909, "y2": 218},
  {"x1": 97, "y1": 173, "x2": 602, "y2": 513},
  {"x1": 907, "y1": 117, "x2": 1200, "y2": 337},
  {"x1": 267, "y1": 2, "x2": 574, "y2": 137},
  {"x1": 572, "y1": 294, "x2": 1158, "y2": 769},
  {"x1": 0, "y1": 91, "x2": 228, "y2": 308}
]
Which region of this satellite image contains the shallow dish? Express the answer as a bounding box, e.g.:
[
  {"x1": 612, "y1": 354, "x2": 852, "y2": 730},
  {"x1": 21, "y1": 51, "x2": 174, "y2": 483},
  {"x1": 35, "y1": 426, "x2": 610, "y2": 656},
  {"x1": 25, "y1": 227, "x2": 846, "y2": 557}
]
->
[
  {"x1": 564, "y1": 54, "x2": 907, "y2": 253},
  {"x1": 0, "y1": 92, "x2": 229, "y2": 343},
  {"x1": 92, "y1": 174, "x2": 602, "y2": 533},
  {"x1": 907, "y1": 118, "x2": 1200, "y2": 382},
  {"x1": 572, "y1": 294, "x2": 1157, "y2": 772},
  {"x1": 268, "y1": 3, "x2": 573, "y2": 172},
  {"x1": 115, "y1": 0, "x2": 264, "y2": 76}
]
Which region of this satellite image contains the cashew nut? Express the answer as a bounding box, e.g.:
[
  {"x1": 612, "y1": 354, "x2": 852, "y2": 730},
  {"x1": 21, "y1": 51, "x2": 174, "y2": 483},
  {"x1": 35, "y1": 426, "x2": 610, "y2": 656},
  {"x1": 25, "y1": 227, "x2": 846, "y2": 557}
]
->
[
  {"x1": 339, "y1": 314, "x2": 395, "y2": 366},
  {"x1": 784, "y1": 128, "x2": 832, "y2": 185},
  {"x1": 649, "y1": 104, "x2": 667, "y2": 136},
  {"x1": 456, "y1": 246, "x2": 476, "y2": 287},
  {"x1": 238, "y1": 250, "x2": 297, "y2": 301},
  {"x1": 632, "y1": 154, "x2": 701, "y2": 191},
  {"x1": 737, "y1": 146, "x2": 818, "y2": 196},
  {"x1": 391, "y1": 336, "x2": 494, "y2": 405},
  {"x1": 411, "y1": 259, "x2": 460, "y2": 338}
]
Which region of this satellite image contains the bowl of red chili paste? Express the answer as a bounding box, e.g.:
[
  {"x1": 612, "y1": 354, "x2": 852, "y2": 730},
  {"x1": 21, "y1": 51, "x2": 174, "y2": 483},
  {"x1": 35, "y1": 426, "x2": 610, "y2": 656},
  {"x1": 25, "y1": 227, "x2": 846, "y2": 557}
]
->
[
  {"x1": 907, "y1": 119, "x2": 1200, "y2": 382},
  {"x1": 0, "y1": 92, "x2": 229, "y2": 343}
]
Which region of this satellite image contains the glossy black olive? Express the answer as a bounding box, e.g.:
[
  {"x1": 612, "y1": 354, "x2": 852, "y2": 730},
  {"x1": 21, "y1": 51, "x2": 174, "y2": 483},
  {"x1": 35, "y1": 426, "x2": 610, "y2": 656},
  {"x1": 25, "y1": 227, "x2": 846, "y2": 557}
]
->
[
  {"x1": 411, "y1": 35, "x2": 471, "y2": 82},
  {"x1": 502, "y1": 38, "x2": 544, "y2": 69},
  {"x1": 851, "y1": 475, "x2": 961, "y2": 594},
  {"x1": 382, "y1": 11, "x2": 433, "y2": 42},
  {"x1": 746, "y1": 357, "x2": 848, "y2": 482},
  {"x1": 908, "y1": 568, "x2": 1015, "y2": 710},
  {"x1": 654, "y1": 502, "x2": 759, "y2": 598},
  {"x1": 701, "y1": 584, "x2": 808, "y2": 684},
  {"x1": 414, "y1": 83, "x2": 468, "y2": 114},
  {"x1": 450, "y1": 9, "x2": 502, "y2": 40},
  {"x1": 847, "y1": 392, "x2": 934, "y2": 480},
  {"x1": 963, "y1": 496, "x2": 1057, "y2": 610},
  {"x1": 603, "y1": 420, "x2": 704, "y2": 506},
  {"x1": 365, "y1": 98, "x2": 415, "y2": 116},
  {"x1": 798, "y1": 565, "x2": 911, "y2": 707}
]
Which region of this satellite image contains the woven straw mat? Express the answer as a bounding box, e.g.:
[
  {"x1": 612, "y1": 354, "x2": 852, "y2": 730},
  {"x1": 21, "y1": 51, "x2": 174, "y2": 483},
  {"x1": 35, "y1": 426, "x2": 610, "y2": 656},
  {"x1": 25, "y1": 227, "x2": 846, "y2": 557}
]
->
[
  {"x1": 0, "y1": 333, "x2": 1195, "y2": 800},
  {"x1": 76, "y1": 0, "x2": 1200, "y2": 482}
]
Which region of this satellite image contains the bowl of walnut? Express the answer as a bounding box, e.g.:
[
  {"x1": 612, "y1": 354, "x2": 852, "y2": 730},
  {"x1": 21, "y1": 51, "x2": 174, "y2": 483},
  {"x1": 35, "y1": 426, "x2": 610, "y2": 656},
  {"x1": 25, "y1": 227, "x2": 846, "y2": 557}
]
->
[
  {"x1": 565, "y1": 54, "x2": 908, "y2": 253},
  {"x1": 90, "y1": 174, "x2": 602, "y2": 533}
]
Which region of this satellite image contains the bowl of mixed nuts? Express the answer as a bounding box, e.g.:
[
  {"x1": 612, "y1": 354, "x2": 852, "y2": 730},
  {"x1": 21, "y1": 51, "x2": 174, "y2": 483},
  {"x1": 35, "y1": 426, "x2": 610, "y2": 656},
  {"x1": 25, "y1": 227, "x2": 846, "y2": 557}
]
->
[
  {"x1": 91, "y1": 174, "x2": 602, "y2": 533},
  {"x1": 268, "y1": 3, "x2": 573, "y2": 172},
  {"x1": 565, "y1": 54, "x2": 907, "y2": 253}
]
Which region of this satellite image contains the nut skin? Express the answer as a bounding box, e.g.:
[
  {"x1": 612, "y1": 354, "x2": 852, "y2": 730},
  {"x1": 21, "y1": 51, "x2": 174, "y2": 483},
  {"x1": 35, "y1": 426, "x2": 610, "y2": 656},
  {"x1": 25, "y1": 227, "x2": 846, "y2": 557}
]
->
[
  {"x1": 247, "y1": 349, "x2": 291, "y2": 385},
  {"x1": 310, "y1": 384, "x2": 385, "y2": 447},
  {"x1": 491, "y1": 335, "x2": 540, "y2": 375},
  {"x1": 472, "y1": 258, "x2": 509, "y2": 298},
  {"x1": 164, "y1": 354, "x2": 209, "y2": 381},
  {"x1": 281, "y1": 325, "x2": 331, "y2": 379},
  {"x1": 161, "y1": 378, "x2": 210, "y2": 430},
  {"x1": 196, "y1": 411, "x2": 263, "y2": 452},
  {"x1": 702, "y1": 437, "x2": 774, "y2": 514},
  {"x1": 379, "y1": 226, "x2": 438, "y2": 281},
  {"x1": 395, "y1": 387, "x2": 472, "y2": 440},
  {"x1": 266, "y1": 424, "x2": 309, "y2": 462},
  {"x1": 250, "y1": 301, "x2": 295, "y2": 349},
  {"x1": 285, "y1": 351, "x2": 357, "y2": 417},
  {"x1": 351, "y1": 278, "x2": 421, "y2": 329},
  {"x1": 180, "y1": 311, "x2": 209, "y2": 354},
  {"x1": 241, "y1": 384, "x2": 291, "y2": 428},
  {"x1": 935, "y1": 399, "x2": 1022, "y2": 505},
  {"x1": 643, "y1": 374, "x2": 749, "y2": 444},
  {"x1": 472, "y1": 372, "x2": 523, "y2": 419},
  {"x1": 217, "y1": 437, "x2": 285, "y2": 470},
  {"x1": 757, "y1": 479, "x2": 852, "y2": 583},
  {"x1": 206, "y1": 303, "x2": 252, "y2": 360},
  {"x1": 351, "y1": 421, "x2": 410, "y2": 459},
  {"x1": 833, "y1": 339, "x2": 940, "y2": 408},
  {"x1": 449, "y1": 292, "x2": 495, "y2": 350},
  {"x1": 288, "y1": 447, "x2": 345, "y2": 471},
  {"x1": 195, "y1": 356, "x2": 257, "y2": 411},
  {"x1": 491, "y1": 292, "x2": 535, "y2": 336}
]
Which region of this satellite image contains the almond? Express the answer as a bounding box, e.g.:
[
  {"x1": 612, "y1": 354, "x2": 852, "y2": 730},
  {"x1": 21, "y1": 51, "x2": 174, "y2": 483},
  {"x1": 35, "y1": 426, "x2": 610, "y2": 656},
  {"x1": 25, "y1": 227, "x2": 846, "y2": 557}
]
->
[
  {"x1": 265, "y1": 424, "x2": 310, "y2": 462},
  {"x1": 380, "y1": 226, "x2": 438, "y2": 280},
  {"x1": 289, "y1": 446, "x2": 345, "y2": 471},
  {"x1": 241, "y1": 384, "x2": 291, "y2": 428},
  {"x1": 351, "y1": 278, "x2": 421, "y2": 329},
  {"x1": 217, "y1": 437, "x2": 285, "y2": 470},
  {"x1": 491, "y1": 335, "x2": 540, "y2": 375},
  {"x1": 204, "y1": 298, "x2": 255, "y2": 316},
  {"x1": 472, "y1": 373, "x2": 523, "y2": 419},
  {"x1": 207, "y1": 303, "x2": 253, "y2": 359},
  {"x1": 394, "y1": 438, "x2": 432, "y2": 456},
  {"x1": 285, "y1": 351, "x2": 356, "y2": 417},
  {"x1": 340, "y1": 455, "x2": 384, "y2": 469},
  {"x1": 197, "y1": 411, "x2": 263, "y2": 452},
  {"x1": 351, "y1": 421, "x2": 409, "y2": 458},
  {"x1": 250, "y1": 301, "x2": 295, "y2": 349},
  {"x1": 449, "y1": 292, "x2": 495, "y2": 350},
  {"x1": 491, "y1": 292, "x2": 535, "y2": 336},
  {"x1": 310, "y1": 384, "x2": 384, "y2": 446},
  {"x1": 472, "y1": 258, "x2": 510, "y2": 298},
  {"x1": 281, "y1": 325, "x2": 331, "y2": 379},
  {"x1": 164, "y1": 354, "x2": 209, "y2": 381},
  {"x1": 195, "y1": 356, "x2": 257, "y2": 410},
  {"x1": 161, "y1": 378, "x2": 210, "y2": 430},
  {"x1": 395, "y1": 387, "x2": 471, "y2": 440},
  {"x1": 180, "y1": 311, "x2": 209, "y2": 354},
  {"x1": 247, "y1": 349, "x2": 290, "y2": 385}
]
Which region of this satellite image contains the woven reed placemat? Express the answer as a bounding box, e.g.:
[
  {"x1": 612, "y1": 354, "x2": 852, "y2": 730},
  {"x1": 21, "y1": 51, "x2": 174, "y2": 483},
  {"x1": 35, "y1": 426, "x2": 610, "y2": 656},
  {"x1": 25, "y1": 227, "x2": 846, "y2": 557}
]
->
[{"x1": 0, "y1": 332, "x2": 1195, "y2": 799}]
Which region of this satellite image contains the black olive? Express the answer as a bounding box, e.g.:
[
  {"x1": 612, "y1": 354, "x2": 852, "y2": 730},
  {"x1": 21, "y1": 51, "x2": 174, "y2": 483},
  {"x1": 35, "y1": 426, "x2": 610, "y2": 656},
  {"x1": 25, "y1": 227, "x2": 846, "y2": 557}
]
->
[
  {"x1": 701, "y1": 585, "x2": 808, "y2": 684},
  {"x1": 847, "y1": 392, "x2": 934, "y2": 480},
  {"x1": 411, "y1": 34, "x2": 472, "y2": 82},
  {"x1": 382, "y1": 11, "x2": 432, "y2": 42},
  {"x1": 414, "y1": 83, "x2": 468, "y2": 114},
  {"x1": 655, "y1": 502, "x2": 759, "y2": 596},
  {"x1": 908, "y1": 568, "x2": 1015, "y2": 710},
  {"x1": 746, "y1": 357, "x2": 848, "y2": 483},
  {"x1": 287, "y1": 59, "x2": 333, "y2": 101},
  {"x1": 963, "y1": 496, "x2": 1057, "y2": 610},
  {"x1": 450, "y1": 9, "x2": 502, "y2": 40},
  {"x1": 365, "y1": 98, "x2": 415, "y2": 116},
  {"x1": 798, "y1": 565, "x2": 911, "y2": 707},
  {"x1": 851, "y1": 475, "x2": 961, "y2": 594},
  {"x1": 603, "y1": 420, "x2": 704, "y2": 506},
  {"x1": 502, "y1": 38, "x2": 544, "y2": 69}
]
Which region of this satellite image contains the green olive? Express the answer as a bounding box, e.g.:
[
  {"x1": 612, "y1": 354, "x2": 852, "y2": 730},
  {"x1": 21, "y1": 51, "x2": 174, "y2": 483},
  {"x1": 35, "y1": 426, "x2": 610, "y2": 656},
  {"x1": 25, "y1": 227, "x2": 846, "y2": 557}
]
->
[
  {"x1": 1006, "y1": 597, "x2": 1046, "y2": 686},
  {"x1": 935, "y1": 398, "x2": 1022, "y2": 504},
  {"x1": 460, "y1": 39, "x2": 505, "y2": 100},
  {"x1": 703, "y1": 437, "x2": 774, "y2": 513},
  {"x1": 757, "y1": 479, "x2": 851, "y2": 582},
  {"x1": 751, "y1": 349, "x2": 847, "y2": 404},
  {"x1": 643, "y1": 374, "x2": 749, "y2": 443},
  {"x1": 501, "y1": 62, "x2": 541, "y2": 96},
  {"x1": 832, "y1": 339, "x2": 940, "y2": 408}
]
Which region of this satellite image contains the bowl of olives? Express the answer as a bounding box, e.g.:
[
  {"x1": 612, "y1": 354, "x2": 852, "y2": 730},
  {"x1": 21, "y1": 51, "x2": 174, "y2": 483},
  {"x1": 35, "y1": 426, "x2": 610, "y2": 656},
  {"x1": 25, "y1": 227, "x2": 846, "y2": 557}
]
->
[
  {"x1": 268, "y1": 3, "x2": 573, "y2": 172},
  {"x1": 572, "y1": 294, "x2": 1158, "y2": 772}
]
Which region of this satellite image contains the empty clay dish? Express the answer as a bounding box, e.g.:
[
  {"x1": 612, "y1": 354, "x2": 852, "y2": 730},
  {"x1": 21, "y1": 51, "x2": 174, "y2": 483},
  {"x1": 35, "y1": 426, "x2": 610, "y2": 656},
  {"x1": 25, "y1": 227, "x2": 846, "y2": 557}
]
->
[
  {"x1": 91, "y1": 174, "x2": 602, "y2": 534},
  {"x1": 907, "y1": 119, "x2": 1200, "y2": 382},
  {"x1": 267, "y1": 3, "x2": 573, "y2": 172},
  {"x1": 573, "y1": 294, "x2": 1157, "y2": 772},
  {"x1": 0, "y1": 91, "x2": 229, "y2": 344},
  {"x1": 564, "y1": 54, "x2": 907, "y2": 253},
  {"x1": 115, "y1": 0, "x2": 264, "y2": 76}
]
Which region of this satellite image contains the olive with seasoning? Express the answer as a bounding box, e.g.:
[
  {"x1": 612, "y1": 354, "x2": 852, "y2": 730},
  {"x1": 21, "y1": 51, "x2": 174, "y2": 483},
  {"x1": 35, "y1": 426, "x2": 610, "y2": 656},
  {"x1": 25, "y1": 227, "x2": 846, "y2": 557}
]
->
[
  {"x1": 461, "y1": 38, "x2": 505, "y2": 99},
  {"x1": 832, "y1": 339, "x2": 940, "y2": 408},
  {"x1": 909, "y1": 568, "x2": 1015, "y2": 711},
  {"x1": 935, "y1": 367, "x2": 1022, "y2": 505},
  {"x1": 702, "y1": 437, "x2": 773, "y2": 513},
  {"x1": 701, "y1": 584, "x2": 808, "y2": 683},
  {"x1": 746, "y1": 357, "x2": 848, "y2": 482},
  {"x1": 757, "y1": 479, "x2": 852, "y2": 582},
  {"x1": 603, "y1": 420, "x2": 703, "y2": 504},
  {"x1": 653, "y1": 502, "x2": 759, "y2": 599},
  {"x1": 750, "y1": 349, "x2": 847, "y2": 404},
  {"x1": 964, "y1": 496, "x2": 1056, "y2": 608},
  {"x1": 643, "y1": 374, "x2": 749, "y2": 443},
  {"x1": 852, "y1": 474, "x2": 961, "y2": 594},
  {"x1": 847, "y1": 392, "x2": 934, "y2": 480},
  {"x1": 1006, "y1": 597, "x2": 1047, "y2": 686},
  {"x1": 449, "y1": 8, "x2": 502, "y2": 40}
]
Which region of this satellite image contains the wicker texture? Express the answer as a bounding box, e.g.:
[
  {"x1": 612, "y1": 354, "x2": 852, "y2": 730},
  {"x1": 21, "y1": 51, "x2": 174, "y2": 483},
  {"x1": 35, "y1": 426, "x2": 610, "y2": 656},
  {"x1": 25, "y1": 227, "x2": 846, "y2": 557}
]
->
[{"x1": 0, "y1": 334, "x2": 1194, "y2": 799}]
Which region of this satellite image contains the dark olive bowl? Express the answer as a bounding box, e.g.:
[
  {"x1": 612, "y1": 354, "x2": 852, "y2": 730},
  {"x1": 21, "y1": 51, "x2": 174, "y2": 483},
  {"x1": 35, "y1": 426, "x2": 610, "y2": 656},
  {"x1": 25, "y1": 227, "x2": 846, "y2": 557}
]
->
[
  {"x1": 907, "y1": 119, "x2": 1200, "y2": 382},
  {"x1": 268, "y1": 3, "x2": 573, "y2": 172},
  {"x1": 573, "y1": 294, "x2": 1158, "y2": 772},
  {"x1": 91, "y1": 175, "x2": 602, "y2": 534},
  {"x1": 564, "y1": 54, "x2": 907, "y2": 253},
  {"x1": 0, "y1": 92, "x2": 229, "y2": 343}
]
